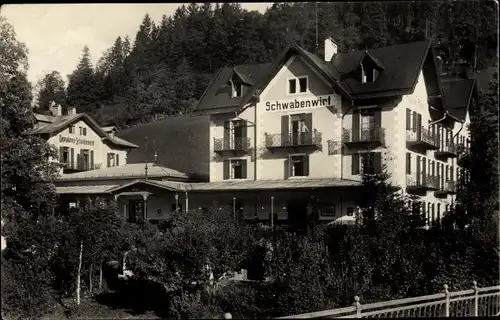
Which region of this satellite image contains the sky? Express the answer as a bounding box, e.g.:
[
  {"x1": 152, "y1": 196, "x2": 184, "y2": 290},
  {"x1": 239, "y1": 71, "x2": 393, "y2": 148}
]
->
[{"x1": 1, "y1": 3, "x2": 273, "y2": 86}]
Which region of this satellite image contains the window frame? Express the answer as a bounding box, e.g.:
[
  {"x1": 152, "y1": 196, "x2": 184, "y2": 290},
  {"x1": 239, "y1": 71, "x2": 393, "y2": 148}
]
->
[
  {"x1": 229, "y1": 158, "x2": 246, "y2": 180},
  {"x1": 286, "y1": 76, "x2": 308, "y2": 96},
  {"x1": 289, "y1": 154, "x2": 308, "y2": 177}
]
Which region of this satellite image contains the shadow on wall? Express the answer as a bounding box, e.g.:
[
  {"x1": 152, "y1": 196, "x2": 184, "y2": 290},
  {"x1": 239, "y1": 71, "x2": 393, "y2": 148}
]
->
[{"x1": 117, "y1": 115, "x2": 211, "y2": 176}]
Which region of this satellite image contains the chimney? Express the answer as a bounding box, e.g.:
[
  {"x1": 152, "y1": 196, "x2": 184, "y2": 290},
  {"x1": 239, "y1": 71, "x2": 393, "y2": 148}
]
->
[
  {"x1": 49, "y1": 102, "x2": 62, "y2": 117},
  {"x1": 67, "y1": 107, "x2": 77, "y2": 115},
  {"x1": 324, "y1": 37, "x2": 338, "y2": 62}
]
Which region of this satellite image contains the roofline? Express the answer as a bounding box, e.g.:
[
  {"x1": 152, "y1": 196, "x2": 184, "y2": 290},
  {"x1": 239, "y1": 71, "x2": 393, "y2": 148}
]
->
[
  {"x1": 236, "y1": 43, "x2": 352, "y2": 115},
  {"x1": 56, "y1": 173, "x2": 189, "y2": 182},
  {"x1": 191, "y1": 69, "x2": 224, "y2": 115},
  {"x1": 191, "y1": 106, "x2": 239, "y2": 116},
  {"x1": 107, "y1": 179, "x2": 185, "y2": 193}
]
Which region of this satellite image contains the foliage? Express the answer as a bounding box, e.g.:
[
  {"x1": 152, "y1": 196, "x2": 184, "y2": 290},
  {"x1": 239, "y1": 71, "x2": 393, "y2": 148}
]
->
[
  {"x1": 49, "y1": 2, "x2": 496, "y2": 129},
  {"x1": 35, "y1": 70, "x2": 67, "y2": 112}
]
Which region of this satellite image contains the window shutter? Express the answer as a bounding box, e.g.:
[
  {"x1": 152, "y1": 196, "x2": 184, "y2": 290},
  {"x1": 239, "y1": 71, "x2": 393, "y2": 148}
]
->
[
  {"x1": 352, "y1": 109, "x2": 360, "y2": 141},
  {"x1": 90, "y1": 150, "x2": 94, "y2": 169},
  {"x1": 412, "y1": 111, "x2": 417, "y2": 132},
  {"x1": 284, "y1": 156, "x2": 290, "y2": 179},
  {"x1": 406, "y1": 109, "x2": 411, "y2": 130},
  {"x1": 281, "y1": 115, "x2": 289, "y2": 144},
  {"x1": 304, "y1": 112, "x2": 313, "y2": 132},
  {"x1": 107, "y1": 153, "x2": 111, "y2": 167},
  {"x1": 223, "y1": 159, "x2": 230, "y2": 180},
  {"x1": 373, "y1": 152, "x2": 382, "y2": 173},
  {"x1": 241, "y1": 159, "x2": 247, "y2": 179},
  {"x1": 70, "y1": 148, "x2": 74, "y2": 168},
  {"x1": 59, "y1": 147, "x2": 64, "y2": 163},
  {"x1": 352, "y1": 154, "x2": 360, "y2": 175},
  {"x1": 406, "y1": 153, "x2": 411, "y2": 174},
  {"x1": 303, "y1": 155, "x2": 310, "y2": 176},
  {"x1": 422, "y1": 157, "x2": 426, "y2": 183},
  {"x1": 116, "y1": 153, "x2": 119, "y2": 166},
  {"x1": 416, "y1": 113, "x2": 422, "y2": 140},
  {"x1": 416, "y1": 155, "x2": 421, "y2": 184},
  {"x1": 224, "y1": 121, "x2": 231, "y2": 149}
]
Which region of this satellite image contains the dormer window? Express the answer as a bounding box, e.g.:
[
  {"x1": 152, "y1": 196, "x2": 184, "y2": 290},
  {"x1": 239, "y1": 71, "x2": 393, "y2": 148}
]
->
[
  {"x1": 233, "y1": 83, "x2": 243, "y2": 97},
  {"x1": 360, "y1": 51, "x2": 384, "y2": 84},
  {"x1": 362, "y1": 67, "x2": 379, "y2": 83}
]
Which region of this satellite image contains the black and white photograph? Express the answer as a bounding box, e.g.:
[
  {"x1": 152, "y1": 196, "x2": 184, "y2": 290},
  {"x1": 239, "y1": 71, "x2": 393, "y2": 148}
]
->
[{"x1": 1, "y1": 1, "x2": 498, "y2": 319}]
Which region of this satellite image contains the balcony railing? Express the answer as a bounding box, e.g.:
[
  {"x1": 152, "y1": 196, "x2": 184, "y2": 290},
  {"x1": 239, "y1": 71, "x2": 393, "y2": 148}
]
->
[
  {"x1": 213, "y1": 137, "x2": 251, "y2": 152},
  {"x1": 62, "y1": 162, "x2": 102, "y2": 172},
  {"x1": 406, "y1": 174, "x2": 439, "y2": 191},
  {"x1": 265, "y1": 130, "x2": 322, "y2": 149},
  {"x1": 457, "y1": 145, "x2": 471, "y2": 166},
  {"x1": 435, "y1": 180, "x2": 457, "y2": 196},
  {"x1": 406, "y1": 127, "x2": 440, "y2": 150},
  {"x1": 343, "y1": 127, "x2": 385, "y2": 146},
  {"x1": 435, "y1": 143, "x2": 458, "y2": 159}
]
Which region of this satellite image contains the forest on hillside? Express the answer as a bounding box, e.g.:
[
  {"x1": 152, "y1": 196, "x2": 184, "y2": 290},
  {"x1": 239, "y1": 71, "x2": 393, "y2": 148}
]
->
[{"x1": 34, "y1": 1, "x2": 498, "y2": 129}]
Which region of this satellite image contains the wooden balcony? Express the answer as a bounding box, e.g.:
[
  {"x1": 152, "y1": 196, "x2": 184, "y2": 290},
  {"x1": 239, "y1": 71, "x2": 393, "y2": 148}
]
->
[
  {"x1": 435, "y1": 143, "x2": 458, "y2": 159},
  {"x1": 213, "y1": 137, "x2": 251, "y2": 154},
  {"x1": 265, "y1": 130, "x2": 322, "y2": 151},
  {"x1": 406, "y1": 127, "x2": 439, "y2": 151},
  {"x1": 342, "y1": 127, "x2": 385, "y2": 147},
  {"x1": 434, "y1": 180, "x2": 457, "y2": 197},
  {"x1": 406, "y1": 174, "x2": 439, "y2": 192}
]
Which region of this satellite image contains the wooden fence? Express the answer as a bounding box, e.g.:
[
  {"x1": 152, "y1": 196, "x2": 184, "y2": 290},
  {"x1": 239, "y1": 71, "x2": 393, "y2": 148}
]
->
[{"x1": 273, "y1": 282, "x2": 500, "y2": 318}]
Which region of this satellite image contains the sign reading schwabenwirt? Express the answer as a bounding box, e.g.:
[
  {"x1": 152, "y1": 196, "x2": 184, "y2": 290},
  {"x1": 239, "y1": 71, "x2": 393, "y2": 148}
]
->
[
  {"x1": 59, "y1": 135, "x2": 95, "y2": 146},
  {"x1": 264, "y1": 94, "x2": 340, "y2": 112}
]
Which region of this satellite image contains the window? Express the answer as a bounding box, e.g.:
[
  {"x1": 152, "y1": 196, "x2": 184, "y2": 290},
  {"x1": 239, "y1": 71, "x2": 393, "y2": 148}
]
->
[
  {"x1": 232, "y1": 82, "x2": 243, "y2": 98},
  {"x1": 81, "y1": 149, "x2": 90, "y2": 170},
  {"x1": 223, "y1": 120, "x2": 247, "y2": 150},
  {"x1": 361, "y1": 65, "x2": 377, "y2": 83},
  {"x1": 290, "y1": 114, "x2": 310, "y2": 145},
  {"x1": 60, "y1": 147, "x2": 69, "y2": 165},
  {"x1": 108, "y1": 153, "x2": 115, "y2": 167},
  {"x1": 69, "y1": 126, "x2": 75, "y2": 134},
  {"x1": 352, "y1": 152, "x2": 381, "y2": 175},
  {"x1": 288, "y1": 76, "x2": 307, "y2": 94},
  {"x1": 298, "y1": 77, "x2": 307, "y2": 93},
  {"x1": 223, "y1": 159, "x2": 247, "y2": 180},
  {"x1": 290, "y1": 155, "x2": 308, "y2": 177},
  {"x1": 321, "y1": 203, "x2": 336, "y2": 216},
  {"x1": 83, "y1": 127, "x2": 87, "y2": 136},
  {"x1": 79, "y1": 126, "x2": 83, "y2": 135},
  {"x1": 406, "y1": 152, "x2": 411, "y2": 174}
]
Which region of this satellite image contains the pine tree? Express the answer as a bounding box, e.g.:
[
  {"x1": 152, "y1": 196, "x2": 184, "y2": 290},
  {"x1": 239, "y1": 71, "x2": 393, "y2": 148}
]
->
[
  {"x1": 66, "y1": 46, "x2": 98, "y2": 114},
  {"x1": 35, "y1": 70, "x2": 67, "y2": 112}
]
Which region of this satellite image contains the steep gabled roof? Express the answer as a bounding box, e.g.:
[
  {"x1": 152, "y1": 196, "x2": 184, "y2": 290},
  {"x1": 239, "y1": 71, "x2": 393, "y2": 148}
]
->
[
  {"x1": 441, "y1": 78, "x2": 477, "y2": 121},
  {"x1": 31, "y1": 113, "x2": 139, "y2": 149},
  {"x1": 329, "y1": 40, "x2": 433, "y2": 99},
  {"x1": 192, "y1": 40, "x2": 451, "y2": 115},
  {"x1": 193, "y1": 63, "x2": 272, "y2": 114}
]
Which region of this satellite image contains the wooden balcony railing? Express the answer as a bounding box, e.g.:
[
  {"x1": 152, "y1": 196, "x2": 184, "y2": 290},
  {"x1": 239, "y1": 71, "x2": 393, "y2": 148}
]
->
[
  {"x1": 213, "y1": 137, "x2": 251, "y2": 152},
  {"x1": 265, "y1": 130, "x2": 322, "y2": 149},
  {"x1": 435, "y1": 180, "x2": 458, "y2": 196},
  {"x1": 62, "y1": 162, "x2": 102, "y2": 171},
  {"x1": 407, "y1": 174, "x2": 440, "y2": 191}
]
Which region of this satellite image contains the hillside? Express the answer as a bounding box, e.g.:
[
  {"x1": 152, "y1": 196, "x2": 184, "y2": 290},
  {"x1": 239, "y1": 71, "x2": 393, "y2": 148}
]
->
[
  {"x1": 117, "y1": 115, "x2": 210, "y2": 176},
  {"x1": 33, "y1": 2, "x2": 497, "y2": 130}
]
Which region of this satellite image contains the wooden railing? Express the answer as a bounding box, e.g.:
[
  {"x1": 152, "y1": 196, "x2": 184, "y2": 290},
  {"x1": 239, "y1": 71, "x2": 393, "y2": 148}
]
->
[{"x1": 272, "y1": 282, "x2": 500, "y2": 319}]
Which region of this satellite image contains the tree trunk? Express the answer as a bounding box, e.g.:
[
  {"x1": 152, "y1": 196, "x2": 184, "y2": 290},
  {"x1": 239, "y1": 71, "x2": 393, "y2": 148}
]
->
[
  {"x1": 77, "y1": 240, "x2": 83, "y2": 305},
  {"x1": 89, "y1": 262, "x2": 93, "y2": 294},
  {"x1": 99, "y1": 259, "x2": 103, "y2": 292}
]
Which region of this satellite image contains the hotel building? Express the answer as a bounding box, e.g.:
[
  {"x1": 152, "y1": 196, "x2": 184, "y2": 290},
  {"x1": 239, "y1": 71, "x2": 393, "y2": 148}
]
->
[{"x1": 55, "y1": 38, "x2": 475, "y2": 229}]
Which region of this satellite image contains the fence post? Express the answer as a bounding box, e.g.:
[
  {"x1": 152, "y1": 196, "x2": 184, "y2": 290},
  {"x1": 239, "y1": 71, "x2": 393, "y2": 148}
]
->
[
  {"x1": 354, "y1": 296, "x2": 362, "y2": 318},
  {"x1": 473, "y1": 280, "x2": 479, "y2": 316},
  {"x1": 444, "y1": 284, "x2": 450, "y2": 317}
]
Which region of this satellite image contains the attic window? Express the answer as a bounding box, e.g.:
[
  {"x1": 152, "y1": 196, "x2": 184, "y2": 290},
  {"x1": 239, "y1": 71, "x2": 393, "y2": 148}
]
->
[
  {"x1": 362, "y1": 66, "x2": 378, "y2": 84},
  {"x1": 232, "y1": 82, "x2": 243, "y2": 98},
  {"x1": 288, "y1": 76, "x2": 308, "y2": 94}
]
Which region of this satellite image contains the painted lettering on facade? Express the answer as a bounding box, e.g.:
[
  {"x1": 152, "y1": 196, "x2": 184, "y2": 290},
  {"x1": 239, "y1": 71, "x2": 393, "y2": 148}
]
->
[
  {"x1": 59, "y1": 135, "x2": 95, "y2": 146},
  {"x1": 264, "y1": 94, "x2": 339, "y2": 112}
]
